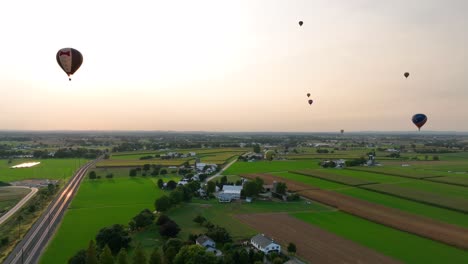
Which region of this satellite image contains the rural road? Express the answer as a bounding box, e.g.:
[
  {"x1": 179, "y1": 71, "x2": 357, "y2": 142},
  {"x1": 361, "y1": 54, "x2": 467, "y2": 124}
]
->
[
  {"x1": 4, "y1": 159, "x2": 99, "y2": 264},
  {"x1": 0, "y1": 187, "x2": 38, "y2": 226},
  {"x1": 206, "y1": 158, "x2": 238, "y2": 182}
]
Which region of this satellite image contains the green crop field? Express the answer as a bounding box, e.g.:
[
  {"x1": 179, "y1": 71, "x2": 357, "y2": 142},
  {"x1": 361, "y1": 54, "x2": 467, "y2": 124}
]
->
[
  {"x1": 0, "y1": 159, "x2": 86, "y2": 183},
  {"x1": 40, "y1": 176, "x2": 175, "y2": 264},
  {"x1": 272, "y1": 172, "x2": 468, "y2": 227},
  {"x1": 362, "y1": 183, "x2": 468, "y2": 213},
  {"x1": 223, "y1": 160, "x2": 320, "y2": 175},
  {"x1": 391, "y1": 180, "x2": 468, "y2": 200},
  {"x1": 348, "y1": 166, "x2": 451, "y2": 179},
  {"x1": 293, "y1": 211, "x2": 468, "y2": 264},
  {"x1": 427, "y1": 176, "x2": 468, "y2": 187},
  {"x1": 291, "y1": 169, "x2": 400, "y2": 186},
  {"x1": 95, "y1": 158, "x2": 192, "y2": 167},
  {"x1": 328, "y1": 169, "x2": 407, "y2": 183}
]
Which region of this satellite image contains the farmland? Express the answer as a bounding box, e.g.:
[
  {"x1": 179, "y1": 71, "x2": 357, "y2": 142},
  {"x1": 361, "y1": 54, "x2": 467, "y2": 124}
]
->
[
  {"x1": 0, "y1": 187, "x2": 30, "y2": 214},
  {"x1": 0, "y1": 159, "x2": 85, "y2": 182},
  {"x1": 294, "y1": 211, "x2": 468, "y2": 264},
  {"x1": 40, "y1": 176, "x2": 175, "y2": 264},
  {"x1": 223, "y1": 160, "x2": 320, "y2": 175}
]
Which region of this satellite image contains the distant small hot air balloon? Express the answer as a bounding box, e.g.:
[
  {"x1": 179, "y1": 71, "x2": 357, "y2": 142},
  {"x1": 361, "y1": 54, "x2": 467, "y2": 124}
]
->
[
  {"x1": 56, "y1": 48, "x2": 83, "y2": 81},
  {"x1": 299, "y1": 21, "x2": 303, "y2": 26},
  {"x1": 340, "y1": 129, "x2": 344, "y2": 134},
  {"x1": 308, "y1": 99, "x2": 313, "y2": 105},
  {"x1": 412, "y1": 114, "x2": 427, "y2": 131},
  {"x1": 404, "y1": 72, "x2": 410, "y2": 78},
  {"x1": 307, "y1": 93, "x2": 310, "y2": 98}
]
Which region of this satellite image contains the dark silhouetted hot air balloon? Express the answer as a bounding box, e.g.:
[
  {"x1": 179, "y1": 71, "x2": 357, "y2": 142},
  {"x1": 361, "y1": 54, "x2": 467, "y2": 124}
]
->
[
  {"x1": 56, "y1": 48, "x2": 83, "y2": 81},
  {"x1": 299, "y1": 21, "x2": 303, "y2": 26},
  {"x1": 412, "y1": 114, "x2": 427, "y2": 131},
  {"x1": 340, "y1": 129, "x2": 344, "y2": 134},
  {"x1": 308, "y1": 99, "x2": 313, "y2": 105},
  {"x1": 404, "y1": 72, "x2": 409, "y2": 78},
  {"x1": 307, "y1": 93, "x2": 310, "y2": 97}
]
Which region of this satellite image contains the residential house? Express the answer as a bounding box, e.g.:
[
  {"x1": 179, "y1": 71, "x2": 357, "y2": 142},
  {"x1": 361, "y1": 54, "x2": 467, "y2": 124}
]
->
[
  {"x1": 196, "y1": 235, "x2": 223, "y2": 257},
  {"x1": 250, "y1": 234, "x2": 281, "y2": 254},
  {"x1": 217, "y1": 185, "x2": 242, "y2": 203}
]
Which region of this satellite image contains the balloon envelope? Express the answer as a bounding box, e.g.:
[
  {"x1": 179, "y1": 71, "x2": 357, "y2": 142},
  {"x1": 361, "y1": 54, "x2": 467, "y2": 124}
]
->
[
  {"x1": 307, "y1": 93, "x2": 310, "y2": 97},
  {"x1": 412, "y1": 114, "x2": 427, "y2": 131},
  {"x1": 404, "y1": 72, "x2": 409, "y2": 78},
  {"x1": 56, "y1": 48, "x2": 83, "y2": 80},
  {"x1": 308, "y1": 99, "x2": 313, "y2": 105},
  {"x1": 340, "y1": 129, "x2": 344, "y2": 134},
  {"x1": 299, "y1": 21, "x2": 303, "y2": 26}
]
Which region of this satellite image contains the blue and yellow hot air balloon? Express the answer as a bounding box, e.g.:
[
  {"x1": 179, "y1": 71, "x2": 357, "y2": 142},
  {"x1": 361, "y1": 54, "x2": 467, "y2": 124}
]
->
[{"x1": 412, "y1": 114, "x2": 427, "y2": 131}]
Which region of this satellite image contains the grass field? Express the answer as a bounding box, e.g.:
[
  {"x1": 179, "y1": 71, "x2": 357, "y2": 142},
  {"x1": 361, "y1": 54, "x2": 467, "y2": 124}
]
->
[
  {"x1": 427, "y1": 176, "x2": 468, "y2": 187},
  {"x1": 293, "y1": 211, "x2": 468, "y2": 264},
  {"x1": 223, "y1": 160, "x2": 320, "y2": 175},
  {"x1": 111, "y1": 148, "x2": 248, "y2": 160},
  {"x1": 95, "y1": 158, "x2": 192, "y2": 167},
  {"x1": 0, "y1": 159, "x2": 85, "y2": 182},
  {"x1": 0, "y1": 187, "x2": 30, "y2": 214},
  {"x1": 40, "y1": 176, "x2": 175, "y2": 264},
  {"x1": 291, "y1": 169, "x2": 402, "y2": 186}
]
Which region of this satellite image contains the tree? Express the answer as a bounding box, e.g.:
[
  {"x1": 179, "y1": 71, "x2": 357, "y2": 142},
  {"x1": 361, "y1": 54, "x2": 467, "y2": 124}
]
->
[
  {"x1": 89, "y1": 171, "x2": 97, "y2": 180},
  {"x1": 159, "y1": 220, "x2": 181, "y2": 237},
  {"x1": 163, "y1": 238, "x2": 184, "y2": 254},
  {"x1": 433, "y1": 155, "x2": 440, "y2": 161},
  {"x1": 143, "y1": 164, "x2": 151, "y2": 172},
  {"x1": 132, "y1": 244, "x2": 147, "y2": 264},
  {"x1": 157, "y1": 179, "x2": 164, "y2": 189},
  {"x1": 129, "y1": 209, "x2": 155, "y2": 231},
  {"x1": 173, "y1": 245, "x2": 217, "y2": 264},
  {"x1": 105, "y1": 173, "x2": 114, "y2": 179},
  {"x1": 206, "y1": 226, "x2": 232, "y2": 244},
  {"x1": 116, "y1": 249, "x2": 128, "y2": 264},
  {"x1": 160, "y1": 169, "x2": 168, "y2": 175},
  {"x1": 220, "y1": 176, "x2": 228, "y2": 186},
  {"x1": 68, "y1": 249, "x2": 86, "y2": 264},
  {"x1": 272, "y1": 257, "x2": 283, "y2": 264},
  {"x1": 169, "y1": 188, "x2": 184, "y2": 204},
  {"x1": 156, "y1": 214, "x2": 170, "y2": 225},
  {"x1": 193, "y1": 215, "x2": 206, "y2": 225},
  {"x1": 129, "y1": 169, "x2": 137, "y2": 177},
  {"x1": 86, "y1": 240, "x2": 99, "y2": 264},
  {"x1": 243, "y1": 181, "x2": 258, "y2": 197},
  {"x1": 287, "y1": 242, "x2": 296, "y2": 255},
  {"x1": 96, "y1": 224, "x2": 131, "y2": 255},
  {"x1": 149, "y1": 248, "x2": 162, "y2": 264},
  {"x1": 206, "y1": 181, "x2": 216, "y2": 194},
  {"x1": 99, "y1": 245, "x2": 114, "y2": 264},
  {"x1": 166, "y1": 180, "x2": 177, "y2": 190},
  {"x1": 275, "y1": 182, "x2": 287, "y2": 195},
  {"x1": 253, "y1": 144, "x2": 261, "y2": 154},
  {"x1": 155, "y1": 195, "x2": 171, "y2": 212},
  {"x1": 164, "y1": 246, "x2": 178, "y2": 264}
]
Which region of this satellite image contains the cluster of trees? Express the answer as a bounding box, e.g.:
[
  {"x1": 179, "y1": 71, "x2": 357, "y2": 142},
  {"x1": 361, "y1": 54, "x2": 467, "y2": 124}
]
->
[
  {"x1": 241, "y1": 177, "x2": 264, "y2": 198},
  {"x1": 155, "y1": 182, "x2": 200, "y2": 212},
  {"x1": 345, "y1": 157, "x2": 367, "y2": 167},
  {"x1": 129, "y1": 165, "x2": 167, "y2": 177},
  {"x1": 89, "y1": 171, "x2": 114, "y2": 180},
  {"x1": 33, "y1": 148, "x2": 102, "y2": 159},
  {"x1": 156, "y1": 215, "x2": 181, "y2": 238},
  {"x1": 316, "y1": 149, "x2": 330, "y2": 154}
]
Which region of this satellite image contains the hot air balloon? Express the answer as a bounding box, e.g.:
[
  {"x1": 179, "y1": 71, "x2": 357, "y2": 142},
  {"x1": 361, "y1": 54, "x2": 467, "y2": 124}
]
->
[
  {"x1": 307, "y1": 93, "x2": 310, "y2": 97},
  {"x1": 404, "y1": 72, "x2": 409, "y2": 78},
  {"x1": 340, "y1": 129, "x2": 344, "y2": 134},
  {"x1": 299, "y1": 21, "x2": 303, "y2": 26},
  {"x1": 56, "y1": 48, "x2": 83, "y2": 81},
  {"x1": 412, "y1": 114, "x2": 427, "y2": 131},
  {"x1": 308, "y1": 99, "x2": 313, "y2": 105}
]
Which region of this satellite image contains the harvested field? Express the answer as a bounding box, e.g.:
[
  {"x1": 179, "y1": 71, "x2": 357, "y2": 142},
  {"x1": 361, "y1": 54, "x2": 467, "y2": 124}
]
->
[
  {"x1": 235, "y1": 213, "x2": 401, "y2": 264},
  {"x1": 292, "y1": 169, "x2": 376, "y2": 186},
  {"x1": 362, "y1": 184, "x2": 468, "y2": 213},
  {"x1": 242, "y1": 173, "x2": 468, "y2": 250}
]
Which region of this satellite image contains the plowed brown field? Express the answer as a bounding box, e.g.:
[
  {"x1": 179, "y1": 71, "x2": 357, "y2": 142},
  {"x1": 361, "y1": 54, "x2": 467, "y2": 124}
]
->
[
  {"x1": 236, "y1": 213, "x2": 402, "y2": 264},
  {"x1": 242, "y1": 173, "x2": 468, "y2": 250}
]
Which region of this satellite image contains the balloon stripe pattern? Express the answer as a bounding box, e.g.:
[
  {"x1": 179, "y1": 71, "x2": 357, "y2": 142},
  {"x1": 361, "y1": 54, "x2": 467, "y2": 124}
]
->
[
  {"x1": 412, "y1": 114, "x2": 427, "y2": 131},
  {"x1": 56, "y1": 48, "x2": 83, "y2": 80}
]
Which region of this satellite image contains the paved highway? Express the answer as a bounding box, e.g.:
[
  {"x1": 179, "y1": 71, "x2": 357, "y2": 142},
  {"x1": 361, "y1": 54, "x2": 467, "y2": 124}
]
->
[
  {"x1": 4, "y1": 159, "x2": 98, "y2": 264},
  {"x1": 0, "y1": 187, "x2": 38, "y2": 226}
]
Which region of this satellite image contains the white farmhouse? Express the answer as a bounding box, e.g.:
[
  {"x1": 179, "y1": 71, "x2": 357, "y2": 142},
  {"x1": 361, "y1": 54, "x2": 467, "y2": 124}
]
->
[
  {"x1": 250, "y1": 234, "x2": 281, "y2": 254},
  {"x1": 218, "y1": 185, "x2": 242, "y2": 203}
]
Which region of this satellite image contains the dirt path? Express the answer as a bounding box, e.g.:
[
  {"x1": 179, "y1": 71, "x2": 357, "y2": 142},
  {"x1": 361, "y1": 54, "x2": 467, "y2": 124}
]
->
[
  {"x1": 242, "y1": 173, "x2": 468, "y2": 250},
  {"x1": 235, "y1": 213, "x2": 402, "y2": 264},
  {"x1": 0, "y1": 186, "x2": 38, "y2": 225}
]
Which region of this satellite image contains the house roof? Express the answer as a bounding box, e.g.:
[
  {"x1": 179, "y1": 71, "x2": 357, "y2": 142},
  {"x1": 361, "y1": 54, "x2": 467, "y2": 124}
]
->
[
  {"x1": 251, "y1": 234, "x2": 276, "y2": 248},
  {"x1": 223, "y1": 185, "x2": 242, "y2": 194},
  {"x1": 196, "y1": 235, "x2": 214, "y2": 245}
]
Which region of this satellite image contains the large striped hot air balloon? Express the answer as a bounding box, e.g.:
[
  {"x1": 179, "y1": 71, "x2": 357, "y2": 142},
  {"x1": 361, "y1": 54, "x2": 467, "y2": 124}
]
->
[
  {"x1": 412, "y1": 114, "x2": 427, "y2": 131},
  {"x1": 56, "y1": 48, "x2": 83, "y2": 81}
]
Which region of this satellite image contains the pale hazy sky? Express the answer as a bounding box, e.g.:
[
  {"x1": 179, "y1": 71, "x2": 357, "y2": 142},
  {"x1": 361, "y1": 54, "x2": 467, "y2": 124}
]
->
[{"x1": 1, "y1": 0, "x2": 467, "y2": 132}]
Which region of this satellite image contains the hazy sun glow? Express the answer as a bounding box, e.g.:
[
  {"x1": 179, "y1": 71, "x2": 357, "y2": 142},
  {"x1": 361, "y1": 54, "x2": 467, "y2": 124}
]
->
[{"x1": 1, "y1": 0, "x2": 467, "y2": 132}]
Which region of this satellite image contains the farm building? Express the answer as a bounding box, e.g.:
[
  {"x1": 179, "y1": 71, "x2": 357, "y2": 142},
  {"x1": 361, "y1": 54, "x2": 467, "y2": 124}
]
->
[
  {"x1": 250, "y1": 234, "x2": 281, "y2": 254},
  {"x1": 218, "y1": 185, "x2": 242, "y2": 203},
  {"x1": 196, "y1": 235, "x2": 216, "y2": 248}
]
